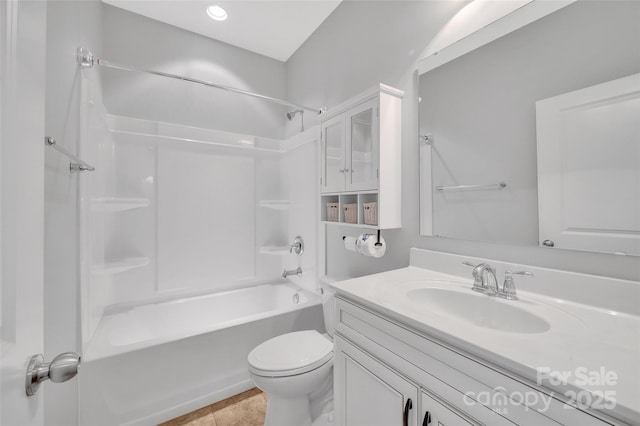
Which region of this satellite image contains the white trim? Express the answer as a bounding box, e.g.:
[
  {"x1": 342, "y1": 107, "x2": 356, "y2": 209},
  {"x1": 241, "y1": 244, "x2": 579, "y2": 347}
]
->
[
  {"x1": 321, "y1": 83, "x2": 404, "y2": 122},
  {"x1": 418, "y1": 0, "x2": 576, "y2": 75}
]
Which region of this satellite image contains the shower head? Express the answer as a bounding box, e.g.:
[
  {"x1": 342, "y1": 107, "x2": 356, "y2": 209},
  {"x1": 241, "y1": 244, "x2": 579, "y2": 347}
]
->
[{"x1": 286, "y1": 109, "x2": 303, "y2": 120}]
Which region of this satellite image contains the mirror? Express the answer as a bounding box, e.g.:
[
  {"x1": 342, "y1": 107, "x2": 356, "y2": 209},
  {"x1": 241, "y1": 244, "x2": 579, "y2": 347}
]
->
[{"x1": 418, "y1": 0, "x2": 640, "y2": 255}]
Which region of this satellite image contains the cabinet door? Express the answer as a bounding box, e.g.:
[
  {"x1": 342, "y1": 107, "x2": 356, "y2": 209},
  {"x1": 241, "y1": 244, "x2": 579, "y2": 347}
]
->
[
  {"x1": 420, "y1": 392, "x2": 474, "y2": 426},
  {"x1": 321, "y1": 114, "x2": 346, "y2": 193},
  {"x1": 335, "y1": 336, "x2": 418, "y2": 426},
  {"x1": 346, "y1": 98, "x2": 379, "y2": 191}
]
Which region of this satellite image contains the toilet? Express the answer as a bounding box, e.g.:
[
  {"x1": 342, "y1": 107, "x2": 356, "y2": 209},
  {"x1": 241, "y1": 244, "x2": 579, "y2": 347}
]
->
[{"x1": 248, "y1": 278, "x2": 336, "y2": 426}]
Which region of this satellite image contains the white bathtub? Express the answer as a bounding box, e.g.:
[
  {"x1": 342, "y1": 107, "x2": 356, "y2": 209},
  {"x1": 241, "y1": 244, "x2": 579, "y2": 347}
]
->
[{"x1": 79, "y1": 282, "x2": 324, "y2": 425}]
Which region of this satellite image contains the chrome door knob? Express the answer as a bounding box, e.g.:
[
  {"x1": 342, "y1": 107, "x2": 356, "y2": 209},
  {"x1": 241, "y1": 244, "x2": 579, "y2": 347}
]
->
[{"x1": 26, "y1": 352, "x2": 81, "y2": 396}]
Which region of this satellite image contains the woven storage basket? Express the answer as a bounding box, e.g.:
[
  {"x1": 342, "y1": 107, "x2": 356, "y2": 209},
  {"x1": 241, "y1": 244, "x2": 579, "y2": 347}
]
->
[
  {"x1": 363, "y1": 202, "x2": 378, "y2": 225},
  {"x1": 343, "y1": 203, "x2": 357, "y2": 223},
  {"x1": 326, "y1": 202, "x2": 339, "y2": 222}
]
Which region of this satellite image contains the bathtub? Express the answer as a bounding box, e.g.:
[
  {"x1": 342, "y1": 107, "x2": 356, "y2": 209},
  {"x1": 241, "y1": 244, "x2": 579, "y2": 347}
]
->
[{"x1": 79, "y1": 282, "x2": 324, "y2": 425}]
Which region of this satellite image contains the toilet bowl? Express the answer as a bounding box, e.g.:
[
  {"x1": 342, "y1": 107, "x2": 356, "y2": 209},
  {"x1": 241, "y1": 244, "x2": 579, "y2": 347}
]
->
[{"x1": 248, "y1": 278, "x2": 336, "y2": 426}]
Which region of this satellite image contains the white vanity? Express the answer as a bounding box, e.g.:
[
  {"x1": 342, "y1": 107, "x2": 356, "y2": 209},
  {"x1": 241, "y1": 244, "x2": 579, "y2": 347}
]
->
[{"x1": 330, "y1": 249, "x2": 640, "y2": 426}]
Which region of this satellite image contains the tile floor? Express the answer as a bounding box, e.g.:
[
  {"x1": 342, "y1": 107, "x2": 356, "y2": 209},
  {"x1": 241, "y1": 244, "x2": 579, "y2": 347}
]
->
[{"x1": 160, "y1": 388, "x2": 267, "y2": 426}]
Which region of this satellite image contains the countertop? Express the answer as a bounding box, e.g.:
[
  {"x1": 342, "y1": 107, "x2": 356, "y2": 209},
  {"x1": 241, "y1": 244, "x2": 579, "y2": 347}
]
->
[{"x1": 330, "y1": 266, "x2": 640, "y2": 425}]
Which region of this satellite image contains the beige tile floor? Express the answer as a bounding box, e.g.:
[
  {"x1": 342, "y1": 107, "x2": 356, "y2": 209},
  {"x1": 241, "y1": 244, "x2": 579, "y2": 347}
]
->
[{"x1": 160, "y1": 388, "x2": 267, "y2": 426}]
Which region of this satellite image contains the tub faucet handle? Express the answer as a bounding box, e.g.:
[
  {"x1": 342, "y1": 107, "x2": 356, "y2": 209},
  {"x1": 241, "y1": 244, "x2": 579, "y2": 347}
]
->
[{"x1": 289, "y1": 236, "x2": 304, "y2": 255}]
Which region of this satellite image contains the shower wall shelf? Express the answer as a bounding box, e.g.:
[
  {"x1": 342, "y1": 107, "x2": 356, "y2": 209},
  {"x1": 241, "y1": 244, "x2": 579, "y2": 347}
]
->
[
  {"x1": 258, "y1": 200, "x2": 290, "y2": 211},
  {"x1": 92, "y1": 257, "x2": 150, "y2": 275},
  {"x1": 259, "y1": 246, "x2": 291, "y2": 255},
  {"x1": 90, "y1": 197, "x2": 151, "y2": 213}
]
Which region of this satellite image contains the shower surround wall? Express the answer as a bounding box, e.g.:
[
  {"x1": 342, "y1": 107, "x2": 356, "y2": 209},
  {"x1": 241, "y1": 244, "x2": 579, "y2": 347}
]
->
[{"x1": 79, "y1": 92, "x2": 320, "y2": 353}]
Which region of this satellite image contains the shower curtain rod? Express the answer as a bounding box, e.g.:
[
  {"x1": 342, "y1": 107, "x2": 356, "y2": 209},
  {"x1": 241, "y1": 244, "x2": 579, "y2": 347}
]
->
[{"x1": 77, "y1": 48, "x2": 325, "y2": 115}]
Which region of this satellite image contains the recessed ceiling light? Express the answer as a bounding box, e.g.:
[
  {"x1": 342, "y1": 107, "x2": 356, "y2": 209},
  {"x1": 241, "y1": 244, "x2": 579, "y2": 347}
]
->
[{"x1": 206, "y1": 5, "x2": 227, "y2": 21}]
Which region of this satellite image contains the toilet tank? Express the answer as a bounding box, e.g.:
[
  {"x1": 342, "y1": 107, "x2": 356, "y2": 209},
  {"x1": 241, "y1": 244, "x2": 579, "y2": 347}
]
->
[{"x1": 319, "y1": 276, "x2": 336, "y2": 338}]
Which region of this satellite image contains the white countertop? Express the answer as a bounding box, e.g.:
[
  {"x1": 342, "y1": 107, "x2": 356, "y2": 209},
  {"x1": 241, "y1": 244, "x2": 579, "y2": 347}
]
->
[{"x1": 331, "y1": 266, "x2": 640, "y2": 425}]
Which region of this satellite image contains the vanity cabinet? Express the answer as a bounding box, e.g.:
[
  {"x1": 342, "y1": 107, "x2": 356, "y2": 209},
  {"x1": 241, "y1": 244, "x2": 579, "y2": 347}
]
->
[
  {"x1": 320, "y1": 84, "x2": 402, "y2": 229},
  {"x1": 334, "y1": 296, "x2": 612, "y2": 426},
  {"x1": 335, "y1": 336, "x2": 418, "y2": 426}
]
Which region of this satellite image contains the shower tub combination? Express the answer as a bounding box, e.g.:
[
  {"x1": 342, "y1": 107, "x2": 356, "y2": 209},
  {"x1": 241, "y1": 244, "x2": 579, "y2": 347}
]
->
[
  {"x1": 80, "y1": 282, "x2": 323, "y2": 426},
  {"x1": 77, "y1": 88, "x2": 323, "y2": 424}
]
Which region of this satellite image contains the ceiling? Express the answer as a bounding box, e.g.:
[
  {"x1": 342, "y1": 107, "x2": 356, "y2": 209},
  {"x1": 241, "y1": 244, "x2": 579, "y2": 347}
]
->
[{"x1": 102, "y1": 0, "x2": 342, "y2": 62}]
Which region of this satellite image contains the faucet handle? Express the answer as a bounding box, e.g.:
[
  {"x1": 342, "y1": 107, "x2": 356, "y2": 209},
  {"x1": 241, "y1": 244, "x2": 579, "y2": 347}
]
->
[
  {"x1": 289, "y1": 236, "x2": 304, "y2": 256},
  {"x1": 501, "y1": 270, "x2": 533, "y2": 300},
  {"x1": 505, "y1": 270, "x2": 534, "y2": 278}
]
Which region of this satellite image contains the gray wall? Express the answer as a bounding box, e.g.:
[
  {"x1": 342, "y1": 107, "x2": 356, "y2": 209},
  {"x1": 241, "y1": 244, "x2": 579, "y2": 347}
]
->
[
  {"x1": 45, "y1": 2, "x2": 103, "y2": 425},
  {"x1": 422, "y1": 0, "x2": 640, "y2": 246},
  {"x1": 286, "y1": 0, "x2": 640, "y2": 282},
  {"x1": 102, "y1": 5, "x2": 288, "y2": 139}
]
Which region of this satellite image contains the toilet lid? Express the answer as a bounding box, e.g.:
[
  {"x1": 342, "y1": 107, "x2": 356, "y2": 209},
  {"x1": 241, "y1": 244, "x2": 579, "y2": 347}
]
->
[{"x1": 248, "y1": 330, "x2": 333, "y2": 377}]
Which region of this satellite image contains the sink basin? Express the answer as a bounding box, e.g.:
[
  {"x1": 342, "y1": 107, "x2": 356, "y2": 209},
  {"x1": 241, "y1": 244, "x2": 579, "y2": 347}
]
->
[{"x1": 406, "y1": 287, "x2": 551, "y2": 334}]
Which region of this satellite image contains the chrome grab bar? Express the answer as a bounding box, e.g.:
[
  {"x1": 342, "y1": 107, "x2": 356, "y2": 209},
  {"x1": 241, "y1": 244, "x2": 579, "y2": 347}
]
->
[
  {"x1": 436, "y1": 182, "x2": 506, "y2": 192},
  {"x1": 45, "y1": 137, "x2": 95, "y2": 173}
]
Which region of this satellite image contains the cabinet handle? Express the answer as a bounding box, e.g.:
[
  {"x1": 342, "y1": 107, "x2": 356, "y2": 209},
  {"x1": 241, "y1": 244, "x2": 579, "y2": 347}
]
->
[
  {"x1": 403, "y1": 398, "x2": 413, "y2": 426},
  {"x1": 422, "y1": 411, "x2": 431, "y2": 426}
]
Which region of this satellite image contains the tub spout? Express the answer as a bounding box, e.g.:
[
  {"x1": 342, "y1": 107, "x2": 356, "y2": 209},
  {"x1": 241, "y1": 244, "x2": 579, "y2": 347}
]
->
[{"x1": 282, "y1": 267, "x2": 302, "y2": 278}]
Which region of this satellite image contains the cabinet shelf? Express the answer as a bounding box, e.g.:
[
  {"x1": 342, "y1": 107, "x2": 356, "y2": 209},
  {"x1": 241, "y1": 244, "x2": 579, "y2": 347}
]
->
[
  {"x1": 259, "y1": 200, "x2": 290, "y2": 211},
  {"x1": 91, "y1": 197, "x2": 150, "y2": 213},
  {"x1": 91, "y1": 257, "x2": 150, "y2": 275},
  {"x1": 321, "y1": 221, "x2": 378, "y2": 230},
  {"x1": 321, "y1": 192, "x2": 379, "y2": 227}
]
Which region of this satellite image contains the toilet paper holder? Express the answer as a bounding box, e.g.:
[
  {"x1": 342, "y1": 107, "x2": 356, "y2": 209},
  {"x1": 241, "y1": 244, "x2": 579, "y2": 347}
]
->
[{"x1": 343, "y1": 229, "x2": 383, "y2": 246}]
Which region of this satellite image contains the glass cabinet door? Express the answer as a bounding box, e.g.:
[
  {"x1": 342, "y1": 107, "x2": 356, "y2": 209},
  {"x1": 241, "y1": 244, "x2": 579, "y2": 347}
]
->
[
  {"x1": 321, "y1": 115, "x2": 346, "y2": 193},
  {"x1": 347, "y1": 98, "x2": 378, "y2": 191}
]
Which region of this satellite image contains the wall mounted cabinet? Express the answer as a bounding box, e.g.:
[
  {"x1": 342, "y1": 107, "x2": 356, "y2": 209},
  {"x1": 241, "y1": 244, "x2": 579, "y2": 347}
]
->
[{"x1": 320, "y1": 84, "x2": 403, "y2": 229}]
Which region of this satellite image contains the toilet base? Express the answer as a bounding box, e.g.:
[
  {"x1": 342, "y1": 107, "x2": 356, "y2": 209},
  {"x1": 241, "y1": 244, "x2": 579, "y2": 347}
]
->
[{"x1": 265, "y1": 395, "x2": 312, "y2": 426}]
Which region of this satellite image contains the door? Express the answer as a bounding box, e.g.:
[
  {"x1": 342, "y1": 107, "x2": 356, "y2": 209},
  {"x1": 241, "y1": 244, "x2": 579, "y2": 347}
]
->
[
  {"x1": 536, "y1": 73, "x2": 640, "y2": 255},
  {"x1": 321, "y1": 114, "x2": 346, "y2": 193},
  {"x1": 334, "y1": 336, "x2": 418, "y2": 426},
  {"x1": 1, "y1": 1, "x2": 47, "y2": 424},
  {"x1": 346, "y1": 98, "x2": 379, "y2": 191}
]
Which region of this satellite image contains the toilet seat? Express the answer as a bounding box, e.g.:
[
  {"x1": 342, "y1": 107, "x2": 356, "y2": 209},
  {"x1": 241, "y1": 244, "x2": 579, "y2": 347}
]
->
[{"x1": 248, "y1": 330, "x2": 333, "y2": 377}]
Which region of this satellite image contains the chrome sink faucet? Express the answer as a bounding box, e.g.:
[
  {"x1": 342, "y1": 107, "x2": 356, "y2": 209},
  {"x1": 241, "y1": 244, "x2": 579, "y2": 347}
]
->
[
  {"x1": 463, "y1": 262, "x2": 533, "y2": 300},
  {"x1": 463, "y1": 261, "x2": 499, "y2": 295}
]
